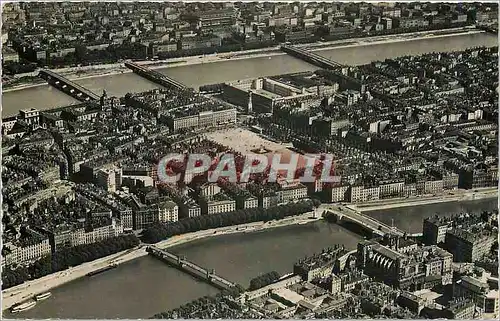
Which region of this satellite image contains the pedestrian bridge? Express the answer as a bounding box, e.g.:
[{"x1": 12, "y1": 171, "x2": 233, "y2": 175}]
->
[
  {"x1": 281, "y1": 44, "x2": 343, "y2": 70},
  {"x1": 39, "y1": 69, "x2": 100, "y2": 101},
  {"x1": 147, "y1": 245, "x2": 236, "y2": 290}
]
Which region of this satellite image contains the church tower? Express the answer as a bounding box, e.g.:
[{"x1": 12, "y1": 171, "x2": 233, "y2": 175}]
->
[{"x1": 100, "y1": 89, "x2": 108, "y2": 108}]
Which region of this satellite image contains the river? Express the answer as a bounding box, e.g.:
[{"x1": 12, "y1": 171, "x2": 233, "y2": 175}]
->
[
  {"x1": 2, "y1": 32, "x2": 498, "y2": 117},
  {"x1": 5, "y1": 198, "x2": 496, "y2": 319}
]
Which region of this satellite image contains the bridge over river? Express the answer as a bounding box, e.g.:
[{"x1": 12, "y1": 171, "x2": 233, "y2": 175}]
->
[
  {"x1": 147, "y1": 246, "x2": 236, "y2": 290},
  {"x1": 280, "y1": 44, "x2": 343, "y2": 70},
  {"x1": 320, "y1": 204, "x2": 406, "y2": 237},
  {"x1": 125, "y1": 61, "x2": 187, "y2": 90},
  {"x1": 39, "y1": 69, "x2": 100, "y2": 101}
]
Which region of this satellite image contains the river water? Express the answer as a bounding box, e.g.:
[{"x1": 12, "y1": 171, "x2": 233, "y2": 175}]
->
[
  {"x1": 6, "y1": 198, "x2": 496, "y2": 319},
  {"x1": 2, "y1": 32, "x2": 497, "y2": 117}
]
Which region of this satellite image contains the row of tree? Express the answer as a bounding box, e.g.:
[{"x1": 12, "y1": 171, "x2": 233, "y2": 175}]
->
[
  {"x1": 152, "y1": 290, "x2": 244, "y2": 319},
  {"x1": 248, "y1": 271, "x2": 281, "y2": 291},
  {"x1": 2, "y1": 234, "x2": 140, "y2": 290},
  {"x1": 43, "y1": 43, "x2": 149, "y2": 68},
  {"x1": 157, "y1": 43, "x2": 241, "y2": 59},
  {"x1": 317, "y1": 22, "x2": 470, "y2": 42},
  {"x1": 43, "y1": 39, "x2": 280, "y2": 68},
  {"x1": 141, "y1": 200, "x2": 318, "y2": 243},
  {"x1": 3, "y1": 61, "x2": 38, "y2": 75},
  {"x1": 199, "y1": 83, "x2": 225, "y2": 94}
]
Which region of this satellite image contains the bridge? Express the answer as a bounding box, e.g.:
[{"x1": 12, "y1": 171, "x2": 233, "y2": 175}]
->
[
  {"x1": 124, "y1": 61, "x2": 187, "y2": 90},
  {"x1": 39, "y1": 70, "x2": 100, "y2": 101},
  {"x1": 281, "y1": 44, "x2": 343, "y2": 70},
  {"x1": 147, "y1": 245, "x2": 236, "y2": 290},
  {"x1": 321, "y1": 204, "x2": 405, "y2": 238}
]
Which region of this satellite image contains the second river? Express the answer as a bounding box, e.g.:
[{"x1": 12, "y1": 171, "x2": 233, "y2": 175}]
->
[
  {"x1": 6, "y1": 198, "x2": 497, "y2": 319},
  {"x1": 2, "y1": 32, "x2": 498, "y2": 117}
]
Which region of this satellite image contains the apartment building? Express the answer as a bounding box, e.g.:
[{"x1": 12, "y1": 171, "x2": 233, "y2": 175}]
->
[
  {"x1": 133, "y1": 201, "x2": 179, "y2": 230},
  {"x1": 330, "y1": 184, "x2": 349, "y2": 202},
  {"x1": 349, "y1": 185, "x2": 380, "y2": 203},
  {"x1": 158, "y1": 201, "x2": 179, "y2": 223},
  {"x1": 2, "y1": 233, "x2": 51, "y2": 267},
  {"x1": 423, "y1": 216, "x2": 449, "y2": 245},
  {"x1": 199, "y1": 194, "x2": 236, "y2": 215},
  {"x1": 96, "y1": 166, "x2": 122, "y2": 193},
  {"x1": 71, "y1": 218, "x2": 124, "y2": 246},
  {"x1": 277, "y1": 182, "x2": 308, "y2": 204},
  {"x1": 445, "y1": 229, "x2": 496, "y2": 262},
  {"x1": 170, "y1": 108, "x2": 237, "y2": 132},
  {"x1": 454, "y1": 274, "x2": 499, "y2": 316},
  {"x1": 379, "y1": 179, "x2": 405, "y2": 199}
]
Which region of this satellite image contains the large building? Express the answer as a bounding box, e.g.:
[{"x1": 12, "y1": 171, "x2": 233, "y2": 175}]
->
[
  {"x1": 445, "y1": 229, "x2": 496, "y2": 262},
  {"x1": 454, "y1": 272, "x2": 499, "y2": 316},
  {"x1": 178, "y1": 35, "x2": 222, "y2": 50},
  {"x1": 133, "y1": 201, "x2": 179, "y2": 230},
  {"x1": 357, "y1": 237, "x2": 454, "y2": 290},
  {"x1": 219, "y1": 181, "x2": 259, "y2": 209},
  {"x1": 330, "y1": 184, "x2": 350, "y2": 202},
  {"x1": 158, "y1": 200, "x2": 179, "y2": 223},
  {"x1": 223, "y1": 77, "x2": 317, "y2": 114},
  {"x1": 423, "y1": 216, "x2": 450, "y2": 245},
  {"x1": 199, "y1": 192, "x2": 236, "y2": 215},
  {"x1": 294, "y1": 246, "x2": 348, "y2": 282},
  {"x1": 357, "y1": 239, "x2": 420, "y2": 290},
  {"x1": 194, "y1": 8, "x2": 236, "y2": 30},
  {"x1": 378, "y1": 179, "x2": 405, "y2": 199},
  {"x1": 70, "y1": 218, "x2": 124, "y2": 246},
  {"x1": 276, "y1": 181, "x2": 308, "y2": 204},
  {"x1": 349, "y1": 185, "x2": 380, "y2": 203},
  {"x1": 168, "y1": 108, "x2": 237, "y2": 132},
  {"x1": 96, "y1": 166, "x2": 123, "y2": 193},
  {"x1": 2, "y1": 229, "x2": 51, "y2": 267}
]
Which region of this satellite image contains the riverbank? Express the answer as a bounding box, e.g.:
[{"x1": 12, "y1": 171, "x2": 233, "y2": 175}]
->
[
  {"x1": 69, "y1": 27, "x2": 489, "y2": 78},
  {"x1": 1, "y1": 211, "x2": 320, "y2": 311},
  {"x1": 310, "y1": 29, "x2": 484, "y2": 53},
  {"x1": 2, "y1": 27, "x2": 486, "y2": 94},
  {"x1": 352, "y1": 187, "x2": 498, "y2": 212}
]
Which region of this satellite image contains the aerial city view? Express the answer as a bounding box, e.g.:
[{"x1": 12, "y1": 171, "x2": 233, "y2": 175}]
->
[{"x1": 1, "y1": 1, "x2": 498, "y2": 319}]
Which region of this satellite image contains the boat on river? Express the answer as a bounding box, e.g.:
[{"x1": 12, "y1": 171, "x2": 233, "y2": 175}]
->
[
  {"x1": 34, "y1": 292, "x2": 52, "y2": 301},
  {"x1": 10, "y1": 301, "x2": 36, "y2": 313},
  {"x1": 86, "y1": 263, "x2": 117, "y2": 277}
]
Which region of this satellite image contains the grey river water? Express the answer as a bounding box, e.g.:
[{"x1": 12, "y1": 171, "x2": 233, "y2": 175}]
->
[
  {"x1": 6, "y1": 198, "x2": 497, "y2": 319},
  {"x1": 2, "y1": 32, "x2": 498, "y2": 117}
]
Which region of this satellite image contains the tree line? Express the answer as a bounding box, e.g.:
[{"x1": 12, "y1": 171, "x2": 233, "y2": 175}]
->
[
  {"x1": 248, "y1": 271, "x2": 281, "y2": 291},
  {"x1": 152, "y1": 291, "x2": 245, "y2": 319},
  {"x1": 32, "y1": 39, "x2": 279, "y2": 69},
  {"x1": 2, "y1": 61, "x2": 38, "y2": 75},
  {"x1": 156, "y1": 39, "x2": 278, "y2": 60},
  {"x1": 43, "y1": 42, "x2": 149, "y2": 68},
  {"x1": 2, "y1": 234, "x2": 139, "y2": 290},
  {"x1": 141, "y1": 200, "x2": 318, "y2": 243},
  {"x1": 199, "y1": 83, "x2": 225, "y2": 94}
]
